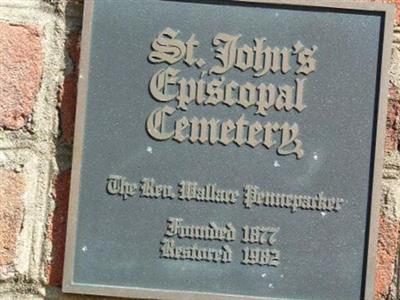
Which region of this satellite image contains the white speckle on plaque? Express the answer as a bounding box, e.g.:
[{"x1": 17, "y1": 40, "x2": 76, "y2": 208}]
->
[{"x1": 313, "y1": 152, "x2": 319, "y2": 160}]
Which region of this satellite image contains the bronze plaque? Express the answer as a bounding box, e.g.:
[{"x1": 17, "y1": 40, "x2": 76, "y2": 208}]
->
[{"x1": 63, "y1": 1, "x2": 394, "y2": 300}]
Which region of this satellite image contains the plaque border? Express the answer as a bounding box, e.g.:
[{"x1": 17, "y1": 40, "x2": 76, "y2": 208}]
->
[{"x1": 62, "y1": 1, "x2": 395, "y2": 299}]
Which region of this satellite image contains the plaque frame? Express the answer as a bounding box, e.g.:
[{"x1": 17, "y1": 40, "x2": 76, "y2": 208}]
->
[{"x1": 62, "y1": 1, "x2": 395, "y2": 299}]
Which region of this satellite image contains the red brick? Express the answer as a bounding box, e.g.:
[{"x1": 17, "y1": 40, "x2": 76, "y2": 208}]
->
[
  {"x1": 385, "y1": 99, "x2": 400, "y2": 152},
  {"x1": 45, "y1": 170, "x2": 71, "y2": 286},
  {"x1": 0, "y1": 170, "x2": 25, "y2": 279},
  {"x1": 59, "y1": 33, "x2": 81, "y2": 144},
  {"x1": 388, "y1": 85, "x2": 399, "y2": 100},
  {"x1": 375, "y1": 214, "x2": 400, "y2": 299},
  {"x1": 0, "y1": 22, "x2": 43, "y2": 130},
  {"x1": 66, "y1": 32, "x2": 81, "y2": 65}
]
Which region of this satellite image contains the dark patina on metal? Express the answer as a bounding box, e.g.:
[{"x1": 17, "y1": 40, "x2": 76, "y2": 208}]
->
[{"x1": 63, "y1": 1, "x2": 394, "y2": 299}]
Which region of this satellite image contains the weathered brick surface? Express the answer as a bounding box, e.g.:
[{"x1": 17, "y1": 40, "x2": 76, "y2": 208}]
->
[
  {"x1": 0, "y1": 22, "x2": 43, "y2": 130},
  {"x1": 58, "y1": 32, "x2": 81, "y2": 144},
  {"x1": 45, "y1": 170, "x2": 71, "y2": 286},
  {"x1": 386, "y1": 85, "x2": 400, "y2": 152},
  {"x1": 385, "y1": 98, "x2": 400, "y2": 152},
  {"x1": 375, "y1": 215, "x2": 400, "y2": 299},
  {"x1": 0, "y1": 170, "x2": 25, "y2": 280},
  {"x1": 375, "y1": 180, "x2": 400, "y2": 300}
]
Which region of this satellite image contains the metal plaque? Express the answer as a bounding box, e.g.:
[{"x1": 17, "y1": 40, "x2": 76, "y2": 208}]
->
[{"x1": 63, "y1": 1, "x2": 394, "y2": 300}]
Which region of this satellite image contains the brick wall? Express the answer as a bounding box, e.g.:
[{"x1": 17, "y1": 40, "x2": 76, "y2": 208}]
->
[{"x1": 0, "y1": 0, "x2": 399, "y2": 299}]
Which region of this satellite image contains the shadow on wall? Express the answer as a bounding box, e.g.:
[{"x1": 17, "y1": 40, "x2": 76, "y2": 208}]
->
[{"x1": 46, "y1": 0, "x2": 83, "y2": 289}]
